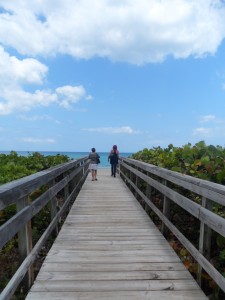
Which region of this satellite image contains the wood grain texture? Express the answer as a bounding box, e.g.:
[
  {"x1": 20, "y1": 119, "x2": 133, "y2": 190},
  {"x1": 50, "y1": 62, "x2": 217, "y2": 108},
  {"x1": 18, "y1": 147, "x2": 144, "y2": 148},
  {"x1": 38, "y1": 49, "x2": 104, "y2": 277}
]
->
[{"x1": 26, "y1": 169, "x2": 207, "y2": 300}]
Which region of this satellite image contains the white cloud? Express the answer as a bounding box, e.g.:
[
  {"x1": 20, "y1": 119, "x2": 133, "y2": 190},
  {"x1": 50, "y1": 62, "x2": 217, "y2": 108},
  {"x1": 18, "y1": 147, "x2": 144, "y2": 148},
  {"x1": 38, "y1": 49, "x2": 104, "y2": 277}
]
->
[
  {"x1": 82, "y1": 126, "x2": 139, "y2": 134},
  {"x1": 0, "y1": 46, "x2": 56, "y2": 114},
  {"x1": 86, "y1": 95, "x2": 93, "y2": 101},
  {"x1": 0, "y1": 46, "x2": 47, "y2": 85},
  {"x1": 0, "y1": 47, "x2": 90, "y2": 114},
  {"x1": 0, "y1": 1, "x2": 224, "y2": 116},
  {"x1": 0, "y1": 83, "x2": 90, "y2": 114},
  {"x1": 21, "y1": 137, "x2": 56, "y2": 144},
  {"x1": 192, "y1": 125, "x2": 225, "y2": 141},
  {"x1": 199, "y1": 114, "x2": 225, "y2": 124},
  {"x1": 56, "y1": 85, "x2": 86, "y2": 109},
  {"x1": 193, "y1": 113, "x2": 225, "y2": 140},
  {"x1": 200, "y1": 115, "x2": 216, "y2": 122},
  {"x1": 0, "y1": 88, "x2": 58, "y2": 115},
  {"x1": 192, "y1": 127, "x2": 212, "y2": 137},
  {"x1": 56, "y1": 85, "x2": 85, "y2": 101},
  {"x1": 0, "y1": 0, "x2": 225, "y2": 64},
  {"x1": 19, "y1": 114, "x2": 61, "y2": 124}
]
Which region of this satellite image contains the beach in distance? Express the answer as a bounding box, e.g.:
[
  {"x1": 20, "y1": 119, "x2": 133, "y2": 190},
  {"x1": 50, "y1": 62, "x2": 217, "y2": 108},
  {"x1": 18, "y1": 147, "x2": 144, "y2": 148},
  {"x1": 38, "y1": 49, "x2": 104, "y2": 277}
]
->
[{"x1": 0, "y1": 151, "x2": 133, "y2": 169}]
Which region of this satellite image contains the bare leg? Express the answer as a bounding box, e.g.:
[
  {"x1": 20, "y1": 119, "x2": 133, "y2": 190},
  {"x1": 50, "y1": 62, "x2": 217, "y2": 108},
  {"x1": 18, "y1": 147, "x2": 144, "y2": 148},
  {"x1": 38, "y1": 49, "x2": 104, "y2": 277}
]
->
[{"x1": 91, "y1": 170, "x2": 95, "y2": 180}]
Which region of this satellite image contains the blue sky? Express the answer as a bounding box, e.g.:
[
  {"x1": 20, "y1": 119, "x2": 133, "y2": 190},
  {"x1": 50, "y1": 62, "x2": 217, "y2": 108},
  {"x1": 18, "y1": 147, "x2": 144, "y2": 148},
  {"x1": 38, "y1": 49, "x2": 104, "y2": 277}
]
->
[{"x1": 1, "y1": 1, "x2": 225, "y2": 153}]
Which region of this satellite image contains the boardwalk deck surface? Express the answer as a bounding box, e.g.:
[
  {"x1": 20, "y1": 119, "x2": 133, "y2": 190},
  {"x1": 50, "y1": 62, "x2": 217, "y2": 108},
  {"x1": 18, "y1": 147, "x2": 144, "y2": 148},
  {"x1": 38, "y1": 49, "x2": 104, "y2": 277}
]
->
[{"x1": 26, "y1": 169, "x2": 207, "y2": 300}]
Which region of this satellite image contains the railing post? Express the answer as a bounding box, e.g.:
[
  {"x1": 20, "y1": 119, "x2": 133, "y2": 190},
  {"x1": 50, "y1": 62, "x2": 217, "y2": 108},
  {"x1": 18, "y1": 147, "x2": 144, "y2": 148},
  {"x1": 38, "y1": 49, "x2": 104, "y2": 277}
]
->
[
  {"x1": 50, "y1": 179, "x2": 59, "y2": 235},
  {"x1": 63, "y1": 173, "x2": 69, "y2": 200},
  {"x1": 17, "y1": 196, "x2": 34, "y2": 291},
  {"x1": 198, "y1": 197, "x2": 212, "y2": 286},
  {"x1": 204, "y1": 199, "x2": 213, "y2": 260},
  {"x1": 82, "y1": 161, "x2": 85, "y2": 176},
  {"x1": 135, "y1": 173, "x2": 139, "y2": 199},
  {"x1": 130, "y1": 168, "x2": 134, "y2": 191},
  {"x1": 145, "y1": 172, "x2": 151, "y2": 214},
  {"x1": 161, "y1": 179, "x2": 170, "y2": 237},
  {"x1": 69, "y1": 168, "x2": 77, "y2": 194},
  {"x1": 118, "y1": 160, "x2": 121, "y2": 177}
]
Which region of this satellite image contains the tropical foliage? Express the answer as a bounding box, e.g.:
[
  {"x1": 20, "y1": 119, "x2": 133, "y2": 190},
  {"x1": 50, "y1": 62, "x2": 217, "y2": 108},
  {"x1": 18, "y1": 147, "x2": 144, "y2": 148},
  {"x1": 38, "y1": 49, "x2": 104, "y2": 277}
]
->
[
  {"x1": 131, "y1": 141, "x2": 225, "y2": 299},
  {"x1": 131, "y1": 141, "x2": 225, "y2": 184},
  {"x1": 0, "y1": 151, "x2": 70, "y2": 184},
  {"x1": 0, "y1": 151, "x2": 70, "y2": 297}
]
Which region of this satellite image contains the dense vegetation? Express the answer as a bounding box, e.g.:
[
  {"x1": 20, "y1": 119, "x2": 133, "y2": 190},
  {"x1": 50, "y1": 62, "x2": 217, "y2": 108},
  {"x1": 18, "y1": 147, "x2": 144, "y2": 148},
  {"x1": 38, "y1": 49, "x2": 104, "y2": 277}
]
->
[
  {"x1": 131, "y1": 141, "x2": 225, "y2": 299},
  {"x1": 0, "y1": 151, "x2": 71, "y2": 298},
  {"x1": 131, "y1": 141, "x2": 225, "y2": 184},
  {"x1": 0, "y1": 151, "x2": 70, "y2": 184}
]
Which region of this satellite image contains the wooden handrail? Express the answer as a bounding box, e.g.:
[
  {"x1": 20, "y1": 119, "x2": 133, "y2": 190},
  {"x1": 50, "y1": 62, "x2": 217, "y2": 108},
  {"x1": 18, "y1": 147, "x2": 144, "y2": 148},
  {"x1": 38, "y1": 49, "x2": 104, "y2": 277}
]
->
[
  {"x1": 2, "y1": 155, "x2": 225, "y2": 298},
  {"x1": 0, "y1": 157, "x2": 89, "y2": 300},
  {"x1": 118, "y1": 157, "x2": 225, "y2": 293}
]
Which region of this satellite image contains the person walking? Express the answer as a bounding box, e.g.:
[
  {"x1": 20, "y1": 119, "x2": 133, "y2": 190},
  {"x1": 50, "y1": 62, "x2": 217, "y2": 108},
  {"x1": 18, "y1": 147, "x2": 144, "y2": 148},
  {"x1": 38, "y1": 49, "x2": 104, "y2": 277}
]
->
[
  {"x1": 108, "y1": 145, "x2": 119, "y2": 177},
  {"x1": 88, "y1": 147, "x2": 100, "y2": 181}
]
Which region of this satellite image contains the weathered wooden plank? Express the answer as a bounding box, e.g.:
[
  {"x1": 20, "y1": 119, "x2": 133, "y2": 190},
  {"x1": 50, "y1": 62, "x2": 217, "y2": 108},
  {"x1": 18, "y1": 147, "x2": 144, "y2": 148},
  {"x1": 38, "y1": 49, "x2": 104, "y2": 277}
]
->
[
  {"x1": 123, "y1": 171, "x2": 225, "y2": 293},
  {"x1": 45, "y1": 249, "x2": 177, "y2": 259},
  {"x1": 0, "y1": 165, "x2": 89, "y2": 300},
  {"x1": 39, "y1": 262, "x2": 186, "y2": 272},
  {"x1": 25, "y1": 169, "x2": 206, "y2": 300},
  {"x1": 61, "y1": 224, "x2": 155, "y2": 229},
  {"x1": 58, "y1": 228, "x2": 161, "y2": 235},
  {"x1": 28, "y1": 279, "x2": 202, "y2": 292},
  {"x1": 37, "y1": 270, "x2": 193, "y2": 281},
  {"x1": 56, "y1": 224, "x2": 156, "y2": 229},
  {"x1": 55, "y1": 235, "x2": 166, "y2": 242},
  {"x1": 59, "y1": 231, "x2": 162, "y2": 237},
  {"x1": 51, "y1": 244, "x2": 170, "y2": 251},
  {"x1": 51, "y1": 242, "x2": 170, "y2": 250},
  {"x1": 65, "y1": 215, "x2": 153, "y2": 220},
  {"x1": 53, "y1": 238, "x2": 168, "y2": 246},
  {"x1": 45, "y1": 254, "x2": 180, "y2": 264},
  {"x1": 26, "y1": 290, "x2": 208, "y2": 300}
]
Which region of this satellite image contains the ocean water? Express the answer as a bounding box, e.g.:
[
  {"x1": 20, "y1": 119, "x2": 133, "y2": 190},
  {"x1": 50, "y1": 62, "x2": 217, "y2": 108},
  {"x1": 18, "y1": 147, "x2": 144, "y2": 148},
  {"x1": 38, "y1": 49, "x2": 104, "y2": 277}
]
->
[{"x1": 0, "y1": 151, "x2": 133, "y2": 168}]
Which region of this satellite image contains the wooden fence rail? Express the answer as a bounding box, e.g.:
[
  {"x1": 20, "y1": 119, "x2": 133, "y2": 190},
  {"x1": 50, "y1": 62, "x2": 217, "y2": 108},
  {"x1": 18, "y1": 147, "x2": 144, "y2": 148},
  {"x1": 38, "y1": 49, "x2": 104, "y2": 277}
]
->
[
  {"x1": 119, "y1": 157, "x2": 225, "y2": 294},
  {"x1": 1, "y1": 156, "x2": 225, "y2": 299},
  {"x1": 0, "y1": 157, "x2": 89, "y2": 300}
]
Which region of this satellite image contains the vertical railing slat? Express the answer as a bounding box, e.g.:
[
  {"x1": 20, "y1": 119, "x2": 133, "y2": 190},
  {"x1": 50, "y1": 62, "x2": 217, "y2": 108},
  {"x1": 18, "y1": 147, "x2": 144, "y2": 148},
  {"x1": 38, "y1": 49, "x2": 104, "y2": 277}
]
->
[
  {"x1": 16, "y1": 196, "x2": 34, "y2": 291},
  {"x1": 145, "y1": 172, "x2": 152, "y2": 214},
  {"x1": 50, "y1": 179, "x2": 59, "y2": 235},
  {"x1": 161, "y1": 179, "x2": 170, "y2": 237}
]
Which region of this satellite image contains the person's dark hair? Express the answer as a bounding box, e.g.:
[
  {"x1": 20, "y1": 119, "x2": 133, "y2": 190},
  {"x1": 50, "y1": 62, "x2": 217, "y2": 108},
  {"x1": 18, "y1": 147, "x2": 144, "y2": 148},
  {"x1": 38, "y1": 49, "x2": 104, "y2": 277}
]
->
[
  {"x1": 113, "y1": 145, "x2": 117, "y2": 150},
  {"x1": 91, "y1": 148, "x2": 96, "y2": 152}
]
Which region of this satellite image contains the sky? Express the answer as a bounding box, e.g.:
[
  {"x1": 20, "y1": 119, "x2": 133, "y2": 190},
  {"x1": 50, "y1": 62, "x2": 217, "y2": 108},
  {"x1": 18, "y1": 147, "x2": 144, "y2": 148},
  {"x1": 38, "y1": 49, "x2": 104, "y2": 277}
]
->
[{"x1": 1, "y1": 0, "x2": 225, "y2": 153}]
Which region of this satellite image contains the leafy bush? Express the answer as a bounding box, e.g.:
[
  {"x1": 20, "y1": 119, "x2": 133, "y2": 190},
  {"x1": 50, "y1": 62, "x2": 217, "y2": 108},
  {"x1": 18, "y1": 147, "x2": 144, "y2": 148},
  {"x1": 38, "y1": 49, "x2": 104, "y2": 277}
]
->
[
  {"x1": 0, "y1": 151, "x2": 71, "y2": 295},
  {"x1": 131, "y1": 141, "x2": 225, "y2": 299},
  {"x1": 0, "y1": 151, "x2": 70, "y2": 184},
  {"x1": 132, "y1": 141, "x2": 225, "y2": 183}
]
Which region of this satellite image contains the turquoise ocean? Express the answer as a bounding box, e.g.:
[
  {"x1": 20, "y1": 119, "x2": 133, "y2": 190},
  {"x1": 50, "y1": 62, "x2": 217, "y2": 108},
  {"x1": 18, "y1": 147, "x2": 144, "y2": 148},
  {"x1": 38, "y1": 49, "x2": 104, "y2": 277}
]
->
[{"x1": 0, "y1": 151, "x2": 133, "y2": 169}]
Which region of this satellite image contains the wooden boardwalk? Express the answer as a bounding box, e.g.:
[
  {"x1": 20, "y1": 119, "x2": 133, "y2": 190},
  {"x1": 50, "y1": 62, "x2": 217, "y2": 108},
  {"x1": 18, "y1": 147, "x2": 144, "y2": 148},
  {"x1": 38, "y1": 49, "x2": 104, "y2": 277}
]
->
[{"x1": 26, "y1": 169, "x2": 207, "y2": 300}]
